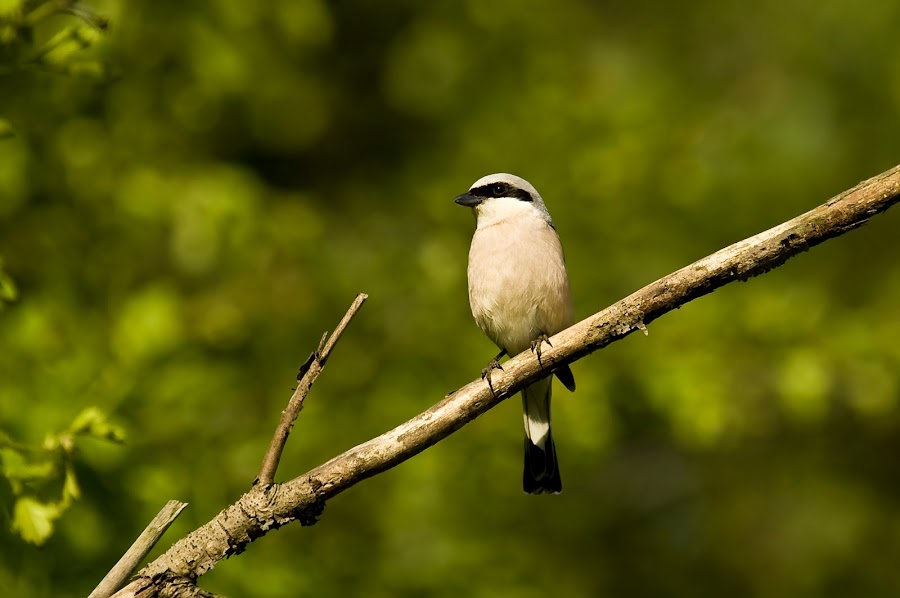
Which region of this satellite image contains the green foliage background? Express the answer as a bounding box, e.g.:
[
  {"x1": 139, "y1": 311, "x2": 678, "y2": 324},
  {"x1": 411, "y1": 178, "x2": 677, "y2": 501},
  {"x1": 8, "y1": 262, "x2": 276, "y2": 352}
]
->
[{"x1": 3, "y1": 0, "x2": 900, "y2": 596}]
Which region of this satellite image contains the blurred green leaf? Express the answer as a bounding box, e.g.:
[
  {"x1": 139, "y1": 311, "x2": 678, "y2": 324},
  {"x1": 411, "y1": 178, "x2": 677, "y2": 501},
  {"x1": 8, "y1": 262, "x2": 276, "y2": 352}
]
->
[
  {"x1": 37, "y1": 25, "x2": 95, "y2": 64},
  {"x1": 11, "y1": 496, "x2": 61, "y2": 545},
  {"x1": 1, "y1": 406, "x2": 123, "y2": 545},
  {"x1": 61, "y1": 466, "x2": 80, "y2": 505},
  {"x1": 69, "y1": 406, "x2": 126, "y2": 444},
  {"x1": 0, "y1": 448, "x2": 55, "y2": 482}
]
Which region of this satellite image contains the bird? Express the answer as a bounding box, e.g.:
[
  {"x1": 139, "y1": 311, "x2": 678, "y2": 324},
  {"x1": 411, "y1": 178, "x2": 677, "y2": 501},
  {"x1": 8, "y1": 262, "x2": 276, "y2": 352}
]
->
[{"x1": 455, "y1": 173, "x2": 575, "y2": 494}]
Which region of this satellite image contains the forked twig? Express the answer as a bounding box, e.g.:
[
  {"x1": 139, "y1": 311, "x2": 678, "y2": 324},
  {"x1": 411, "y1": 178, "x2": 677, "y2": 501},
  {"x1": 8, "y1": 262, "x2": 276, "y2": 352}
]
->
[{"x1": 256, "y1": 293, "x2": 368, "y2": 486}]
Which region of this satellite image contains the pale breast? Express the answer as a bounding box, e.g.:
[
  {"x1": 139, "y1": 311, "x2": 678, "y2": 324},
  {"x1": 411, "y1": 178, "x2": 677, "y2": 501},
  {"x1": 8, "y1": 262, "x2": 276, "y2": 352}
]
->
[{"x1": 467, "y1": 215, "x2": 573, "y2": 355}]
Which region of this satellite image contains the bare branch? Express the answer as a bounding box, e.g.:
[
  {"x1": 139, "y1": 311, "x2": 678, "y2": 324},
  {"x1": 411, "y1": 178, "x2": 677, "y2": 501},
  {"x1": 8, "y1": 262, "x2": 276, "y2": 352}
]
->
[
  {"x1": 111, "y1": 164, "x2": 900, "y2": 597},
  {"x1": 89, "y1": 500, "x2": 187, "y2": 598},
  {"x1": 256, "y1": 293, "x2": 368, "y2": 486}
]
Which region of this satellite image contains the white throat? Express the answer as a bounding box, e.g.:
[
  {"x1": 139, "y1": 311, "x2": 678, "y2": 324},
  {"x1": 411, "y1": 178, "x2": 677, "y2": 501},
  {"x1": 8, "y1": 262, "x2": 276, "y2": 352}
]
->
[{"x1": 474, "y1": 197, "x2": 546, "y2": 230}]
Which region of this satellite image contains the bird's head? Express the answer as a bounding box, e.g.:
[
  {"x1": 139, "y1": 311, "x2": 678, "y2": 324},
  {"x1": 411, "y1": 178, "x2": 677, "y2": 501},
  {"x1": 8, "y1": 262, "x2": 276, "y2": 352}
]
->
[{"x1": 454, "y1": 173, "x2": 552, "y2": 227}]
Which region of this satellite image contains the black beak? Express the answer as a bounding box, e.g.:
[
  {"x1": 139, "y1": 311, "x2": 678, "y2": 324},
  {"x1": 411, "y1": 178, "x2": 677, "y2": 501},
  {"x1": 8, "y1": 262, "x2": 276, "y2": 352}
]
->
[{"x1": 454, "y1": 193, "x2": 482, "y2": 207}]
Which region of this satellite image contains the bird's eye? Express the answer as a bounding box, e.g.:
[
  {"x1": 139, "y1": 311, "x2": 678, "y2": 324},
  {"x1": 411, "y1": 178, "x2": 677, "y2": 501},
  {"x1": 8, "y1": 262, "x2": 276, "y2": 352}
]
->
[{"x1": 491, "y1": 183, "x2": 508, "y2": 196}]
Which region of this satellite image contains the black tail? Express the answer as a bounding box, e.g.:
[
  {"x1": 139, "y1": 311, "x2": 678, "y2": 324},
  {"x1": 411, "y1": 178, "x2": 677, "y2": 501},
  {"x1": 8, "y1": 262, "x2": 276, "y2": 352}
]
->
[{"x1": 523, "y1": 431, "x2": 562, "y2": 495}]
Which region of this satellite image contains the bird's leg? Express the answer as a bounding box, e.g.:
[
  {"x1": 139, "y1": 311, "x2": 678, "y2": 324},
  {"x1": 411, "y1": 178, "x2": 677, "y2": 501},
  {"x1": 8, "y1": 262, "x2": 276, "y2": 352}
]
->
[
  {"x1": 482, "y1": 349, "x2": 507, "y2": 395},
  {"x1": 531, "y1": 334, "x2": 552, "y2": 368}
]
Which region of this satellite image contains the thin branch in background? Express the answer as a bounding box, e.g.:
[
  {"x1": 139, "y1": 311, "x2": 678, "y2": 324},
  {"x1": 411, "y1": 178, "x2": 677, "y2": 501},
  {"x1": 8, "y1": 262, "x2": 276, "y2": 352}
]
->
[
  {"x1": 256, "y1": 293, "x2": 368, "y2": 486},
  {"x1": 63, "y1": 2, "x2": 111, "y2": 30},
  {"x1": 88, "y1": 499, "x2": 188, "y2": 598},
  {"x1": 111, "y1": 163, "x2": 900, "y2": 598}
]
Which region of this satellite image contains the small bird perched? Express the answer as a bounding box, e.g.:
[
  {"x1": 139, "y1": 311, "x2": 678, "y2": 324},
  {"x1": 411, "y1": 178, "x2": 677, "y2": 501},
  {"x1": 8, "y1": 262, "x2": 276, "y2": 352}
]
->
[{"x1": 455, "y1": 173, "x2": 575, "y2": 494}]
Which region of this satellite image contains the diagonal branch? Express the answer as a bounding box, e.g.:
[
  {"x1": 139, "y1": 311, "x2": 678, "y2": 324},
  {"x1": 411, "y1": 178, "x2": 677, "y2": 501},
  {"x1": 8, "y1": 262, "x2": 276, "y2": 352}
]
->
[
  {"x1": 112, "y1": 163, "x2": 900, "y2": 598},
  {"x1": 256, "y1": 293, "x2": 368, "y2": 486}
]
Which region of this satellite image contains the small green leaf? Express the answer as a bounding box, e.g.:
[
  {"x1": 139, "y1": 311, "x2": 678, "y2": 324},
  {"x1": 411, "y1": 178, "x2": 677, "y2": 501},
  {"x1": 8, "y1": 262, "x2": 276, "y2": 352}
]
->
[
  {"x1": 69, "y1": 407, "x2": 126, "y2": 443},
  {"x1": 61, "y1": 467, "x2": 80, "y2": 506},
  {"x1": 40, "y1": 25, "x2": 101, "y2": 65},
  {"x1": 11, "y1": 497, "x2": 61, "y2": 545},
  {"x1": 0, "y1": 448, "x2": 55, "y2": 482}
]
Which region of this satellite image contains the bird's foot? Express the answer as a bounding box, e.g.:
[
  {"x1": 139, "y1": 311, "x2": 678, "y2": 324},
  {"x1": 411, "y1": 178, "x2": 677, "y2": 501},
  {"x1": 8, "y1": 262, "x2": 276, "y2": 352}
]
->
[
  {"x1": 531, "y1": 334, "x2": 552, "y2": 367},
  {"x1": 481, "y1": 357, "x2": 504, "y2": 396}
]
